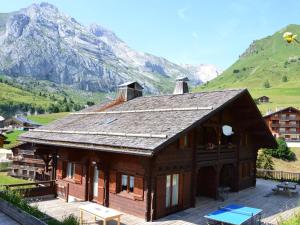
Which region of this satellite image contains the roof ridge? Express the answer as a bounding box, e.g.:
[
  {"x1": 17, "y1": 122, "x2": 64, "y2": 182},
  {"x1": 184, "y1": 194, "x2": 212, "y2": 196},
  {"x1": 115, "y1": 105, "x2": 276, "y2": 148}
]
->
[{"x1": 138, "y1": 88, "x2": 246, "y2": 99}]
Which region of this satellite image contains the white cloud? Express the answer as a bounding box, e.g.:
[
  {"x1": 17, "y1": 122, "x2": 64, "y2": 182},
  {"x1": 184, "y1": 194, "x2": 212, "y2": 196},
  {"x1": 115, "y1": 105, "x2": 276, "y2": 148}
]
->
[{"x1": 177, "y1": 6, "x2": 189, "y2": 21}]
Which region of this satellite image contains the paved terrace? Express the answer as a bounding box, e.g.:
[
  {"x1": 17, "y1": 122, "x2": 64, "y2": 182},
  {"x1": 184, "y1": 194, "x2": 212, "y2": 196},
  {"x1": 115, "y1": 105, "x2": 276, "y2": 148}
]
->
[{"x1": 29, "y1": 179, "x2": 300, "y2": 225}]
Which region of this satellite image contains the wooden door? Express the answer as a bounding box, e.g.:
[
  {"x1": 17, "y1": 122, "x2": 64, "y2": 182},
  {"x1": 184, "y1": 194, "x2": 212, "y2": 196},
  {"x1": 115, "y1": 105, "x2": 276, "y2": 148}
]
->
[{"x1": 89, "y1": 165, "x2": 105, "y2": 204}]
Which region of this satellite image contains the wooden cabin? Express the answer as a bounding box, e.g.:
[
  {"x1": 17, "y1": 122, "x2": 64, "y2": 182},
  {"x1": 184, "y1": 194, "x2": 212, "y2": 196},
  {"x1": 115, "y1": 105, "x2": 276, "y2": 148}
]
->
[
  {"x1": 264, "y1": 106, "x2": 300, "y2": 141},
  {"x1": 257, "y1": 96, "x2": 270, "y2": 103},
  {"x1": 19, "y1": 81, "x2": 276, "y2": 221},
  {"x1": 10, "y1": 143, "x2": 51, "y2": 181}
]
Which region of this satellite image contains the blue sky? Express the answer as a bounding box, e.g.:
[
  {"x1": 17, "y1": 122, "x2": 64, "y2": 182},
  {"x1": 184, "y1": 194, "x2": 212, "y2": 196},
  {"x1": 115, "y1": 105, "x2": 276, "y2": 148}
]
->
[{"x1": 2, "y1": 0, "x2": 300, "y2": 69}]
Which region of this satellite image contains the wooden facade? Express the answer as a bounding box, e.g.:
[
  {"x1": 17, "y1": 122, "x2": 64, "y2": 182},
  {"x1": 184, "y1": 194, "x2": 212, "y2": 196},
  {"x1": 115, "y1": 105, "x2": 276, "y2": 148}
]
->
[
  {"x1": 10, "y1": 143, "x2": 51, "y2": 181},
  {"x1": 20, "y1": 84, "x2": 276, "y2": 221},
  {"x1": 264, "y1": 107, "x2": 300, "y2": 141}
]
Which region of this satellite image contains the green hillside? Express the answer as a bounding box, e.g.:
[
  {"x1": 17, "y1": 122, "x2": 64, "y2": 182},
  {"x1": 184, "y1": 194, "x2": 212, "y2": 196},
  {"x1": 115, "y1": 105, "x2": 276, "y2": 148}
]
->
[
  {"x1": 195, "y1": 24, "x2": 300, "y2": 114},
  {"x1": 0, "y1": 75, "x2": 107, "y2": 117}
]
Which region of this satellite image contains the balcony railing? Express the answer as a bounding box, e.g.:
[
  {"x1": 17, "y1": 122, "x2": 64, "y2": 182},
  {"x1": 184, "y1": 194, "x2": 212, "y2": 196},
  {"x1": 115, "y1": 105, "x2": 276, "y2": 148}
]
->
[
  {"x1": 280, "y1": 116, "x2": 298, "y2": 121},
  {"x1": 279, "y1": 130, "x2": 299, "y2": 134},
  {"x1": 196, "y1": 144, "x2": 237, "y2": 163},
  {"x1": 271, "y1": 123, "x2": 299, "y2": 128}
]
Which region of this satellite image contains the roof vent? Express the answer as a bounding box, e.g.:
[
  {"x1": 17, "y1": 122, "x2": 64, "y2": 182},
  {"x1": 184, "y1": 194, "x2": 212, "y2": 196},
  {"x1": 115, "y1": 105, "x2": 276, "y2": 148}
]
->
[
  {"x1": 173, "y1": 77, "x2": 189, "y2": 94},
  {"x1": 116, "y1": 81, "x2": 143, "y2": 101}
]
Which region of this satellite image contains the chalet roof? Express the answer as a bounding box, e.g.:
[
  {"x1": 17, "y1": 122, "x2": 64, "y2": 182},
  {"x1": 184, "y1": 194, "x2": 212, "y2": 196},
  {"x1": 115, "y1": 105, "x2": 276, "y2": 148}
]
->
[
  {"x1": 258, "y1": 96, "x2": 269, "y2": 99},
  {"x1": 14, "y1": 116, "x2": 42, "y2": 126},
  {"x1": 264, "y1": 106, "x2": 300, "y2": 118},
  {"x1": 20, "y1": 89, "x2": 276, "y2": 156}
]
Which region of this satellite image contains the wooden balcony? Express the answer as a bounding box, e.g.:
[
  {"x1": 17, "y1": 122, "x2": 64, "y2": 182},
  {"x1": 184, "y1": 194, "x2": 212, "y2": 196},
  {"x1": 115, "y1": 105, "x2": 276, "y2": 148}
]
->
[
  {"x1": 271, "y1": 123, "x2": 299, "y2": 128},
  {"x1": 196, "y1": 144, "x2": 237, "y2": 166}
]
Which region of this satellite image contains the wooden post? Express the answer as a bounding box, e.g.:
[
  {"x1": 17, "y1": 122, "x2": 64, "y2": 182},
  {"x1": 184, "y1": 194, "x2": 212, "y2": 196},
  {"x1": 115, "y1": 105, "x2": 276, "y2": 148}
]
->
[{"x1": 146, "y1": 158, "x2": 153, "y2": 221}]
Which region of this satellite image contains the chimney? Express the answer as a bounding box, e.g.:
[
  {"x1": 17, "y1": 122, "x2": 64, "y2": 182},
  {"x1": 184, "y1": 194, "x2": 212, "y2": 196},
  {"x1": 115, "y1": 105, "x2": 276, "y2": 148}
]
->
[
  {"x1": 117, "y1": 81, "x2": 143, "y2": 101},
  {"x1": 173, "y1": 77, "x2": 189, "y2": 94}
]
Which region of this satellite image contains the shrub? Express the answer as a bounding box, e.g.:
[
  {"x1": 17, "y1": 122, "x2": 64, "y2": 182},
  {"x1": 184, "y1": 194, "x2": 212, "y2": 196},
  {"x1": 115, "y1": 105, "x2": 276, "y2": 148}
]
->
[
  {"x1": 0, "y1": 190, "x2": 44, "y2": 218},
  {"x1": 61, "y1": 215, "x2": 80, "y2": 225},
  {"x1": 264, "y1": 138, "x2": 296, "y2": 161},
  {"x1": 233, "y1": 69, "x2": 240, "y2": 73},
  {"x1": 282, "y1": 75, "x2": 288, "y2": 82},
  {"x1": 257, "y1": 150, "x2": 274, "y2": 170},
  {"x1": 263, "y1": 80, "x2": 271, "y2": 88},
  {"x1": 0, "y1": 190, "x2": 80, "y2": 225}
]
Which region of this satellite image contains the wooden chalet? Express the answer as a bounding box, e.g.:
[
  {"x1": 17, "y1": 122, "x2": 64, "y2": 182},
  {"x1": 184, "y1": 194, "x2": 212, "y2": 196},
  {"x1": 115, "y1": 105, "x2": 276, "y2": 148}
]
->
[
  {"x1": 264, "y1": 106, "x2": 300, "y2": 141},
  {"x1": 19, "y1": 80, "x2": 276, "y2": 221},
  {"x1": 257, "y1": 96, "x2": 270, "y2": 103},
  {"x1": 10, "y1": 143, "x2": 51, "y2": 181}
]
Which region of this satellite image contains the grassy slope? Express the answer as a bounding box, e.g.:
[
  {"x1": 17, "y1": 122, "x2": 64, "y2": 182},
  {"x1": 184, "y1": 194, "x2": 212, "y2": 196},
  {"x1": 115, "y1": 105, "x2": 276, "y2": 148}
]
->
[
  {"x1": 0, "y1": 82, "x2": 53, "y2": 107},
  {"x1": 272, "y1": 148, "x2": 300, "y2": 171},
  {"x1": 195, "y1": 24, "x2": 300, "y2": 114},
  {"x1": 3, "y1": 130, "x2": 26, "y2": 149},
  {"x1": 0, "y1": 172, "x2": 31, "y2": 186},
  {"x1": 27, "y1": 112, "x2": 69, "y2": 125}
]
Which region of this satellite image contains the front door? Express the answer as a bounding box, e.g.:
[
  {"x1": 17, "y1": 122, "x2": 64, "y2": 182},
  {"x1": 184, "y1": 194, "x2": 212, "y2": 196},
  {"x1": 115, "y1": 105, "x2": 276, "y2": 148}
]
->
[{"x1": 89, "y1": 165, "x2": 105, "y2": 204}]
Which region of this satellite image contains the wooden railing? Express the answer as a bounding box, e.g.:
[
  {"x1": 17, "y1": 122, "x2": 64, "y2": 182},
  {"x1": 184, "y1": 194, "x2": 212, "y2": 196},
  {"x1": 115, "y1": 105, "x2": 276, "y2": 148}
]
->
[
  {"x1": 1, "y1": 180, "x2": 56, "y2": 197},
  {"x1": 256, "y1": 169, "x2": 300, "y2": 183},
  {"x1": 196, "y1": 144, "x2": 237, "y2": 164}
]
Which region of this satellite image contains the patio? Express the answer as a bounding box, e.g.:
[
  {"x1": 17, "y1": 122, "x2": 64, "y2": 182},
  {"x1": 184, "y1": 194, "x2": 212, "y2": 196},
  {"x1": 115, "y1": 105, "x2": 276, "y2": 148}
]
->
[{"x1": 29, "y1": 179, "x2": 300, "y2": 225}]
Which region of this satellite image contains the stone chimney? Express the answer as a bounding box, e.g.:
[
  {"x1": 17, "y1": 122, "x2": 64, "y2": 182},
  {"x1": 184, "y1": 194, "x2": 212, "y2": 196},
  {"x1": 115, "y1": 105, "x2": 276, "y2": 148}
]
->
[
  {"x1": 173, "y1": 77, "x2": 189, "y2": 94},
  {"x1": 116, "y1": 81, "x2": 143, "y2": 101}
]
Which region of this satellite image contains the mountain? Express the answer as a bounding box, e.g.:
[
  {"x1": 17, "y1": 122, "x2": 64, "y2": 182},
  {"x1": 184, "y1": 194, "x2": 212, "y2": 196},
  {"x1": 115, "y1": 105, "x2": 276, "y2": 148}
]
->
[
  {"x1": 0, "y1": 2, "x2": 212, "y2": 94},
  {"x1": 182, "y1": 64, "x2": 222, "y2": 83},
  {"x1": 195, "y1": 24, "x2": 300, "y2": 113}
]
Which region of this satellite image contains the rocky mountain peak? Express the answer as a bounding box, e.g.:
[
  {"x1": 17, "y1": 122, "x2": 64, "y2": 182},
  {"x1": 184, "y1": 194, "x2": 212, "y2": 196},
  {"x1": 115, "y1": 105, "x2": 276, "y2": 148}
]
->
[{"x1": 0, "y1": 3, "x2": 218, "y2": 94}]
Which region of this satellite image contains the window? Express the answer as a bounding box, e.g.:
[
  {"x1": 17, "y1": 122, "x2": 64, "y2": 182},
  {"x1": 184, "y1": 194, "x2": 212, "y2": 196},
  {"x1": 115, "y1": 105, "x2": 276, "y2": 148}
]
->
[
  {"x1": 179, "y1": 135, "x2": 188, "y2": 148},
  {"x1": 165, "y1": 174, "x2": 179, "y2": 208},
  {"x1": 121, "y1": 174, "x2": 134, "y2": 193},
  {"x1": 13, "y1": 169, "x2": 18, "y2": 174},
  {"x1": 22, "y1": 170, "x2": 27, "y2": 175},
  {"x1": 29, "y1": 171, "x2": 34, "y2": 176},
  {"x1": 67, "y1": 162, "x2": 75, "y2": 179}
]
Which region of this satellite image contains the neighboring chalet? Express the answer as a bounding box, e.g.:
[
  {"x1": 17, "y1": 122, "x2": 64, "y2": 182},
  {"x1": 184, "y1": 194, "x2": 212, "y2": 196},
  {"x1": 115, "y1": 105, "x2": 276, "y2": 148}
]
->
[
  {"x1": 10, "y1": 143, "x2": 51, "y2": 181},
  {"x1": 19, "y1": 80, "x2": 276, "y2": 221},
  {"x1": 257, "y1": 96, "x2": 270, "y2": 103},
  {"x1": 264, "y1": 106, "x2": 300, "y2": 142},
  {"x1": 4, "y1": 116, "x2": 41, "y2": 130}
]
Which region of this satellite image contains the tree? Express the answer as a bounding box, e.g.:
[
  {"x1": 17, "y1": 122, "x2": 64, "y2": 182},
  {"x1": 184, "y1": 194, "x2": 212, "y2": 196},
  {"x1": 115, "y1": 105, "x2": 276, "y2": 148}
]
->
[
  {"x1": 263, "y1": 80, "x2": 270, "y2": 88},
  {"x1": 282, "y1": 75, "x2": 288, "y2": 82},
  {"x1": 264, "y1": 138, "x2": 296, "y2": 161},
  {"x1": 257, "y1": 150, "x2": 274, "y2": 170}
]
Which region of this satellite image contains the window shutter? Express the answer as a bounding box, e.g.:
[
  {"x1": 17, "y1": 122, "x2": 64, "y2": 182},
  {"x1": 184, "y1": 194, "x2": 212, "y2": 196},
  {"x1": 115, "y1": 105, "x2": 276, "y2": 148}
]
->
[
  {"x1": 156, "y1": 175, "x2": 166, "y2": 219},
  {"x1": 98, "y1": 170, "x2": 105, "y2": 204},
  {"x1": 62, "y1": 161, "x2": 67, "y2": 178},
  {"x1": 182, "y1": 172, "x2": 192, "y2": 208},
  {"x1": 109, "y1": 170, "x2": 117, "y2": 193},
  {"x1": 133, "y1": 175, "x2": 144, "y2": 200},
  {"x1": 74, "y1": 164, "x2": 82, "y2": 184},
  {"x1": 56, "y1": 160, "x2": 63, "y2": 179}
]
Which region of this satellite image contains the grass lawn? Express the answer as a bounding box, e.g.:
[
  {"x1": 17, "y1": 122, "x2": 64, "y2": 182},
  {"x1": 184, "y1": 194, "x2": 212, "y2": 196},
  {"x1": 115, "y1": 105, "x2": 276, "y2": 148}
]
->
[
  {"x1": 280, "y1": 213, "x2": 300, "y2": 225},
  {"x1": 0, "y1": 172, "x2": 30, "y2": 186},
  {"x1": 27, "y1": 112, "x2": 69, "y2": 125},
  {"x1": 272, "y1": 148, "x2": 300, "y2": 172},
  {"x1": 3, "y1": 129, "x2": 26, "y2": 149}
]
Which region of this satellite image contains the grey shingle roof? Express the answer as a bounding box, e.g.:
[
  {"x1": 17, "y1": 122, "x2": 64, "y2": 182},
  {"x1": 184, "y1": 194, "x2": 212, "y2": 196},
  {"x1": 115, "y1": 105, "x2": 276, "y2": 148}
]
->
[{"x1": 20, "y1": 89, "x2": 273, "y2": 156}]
